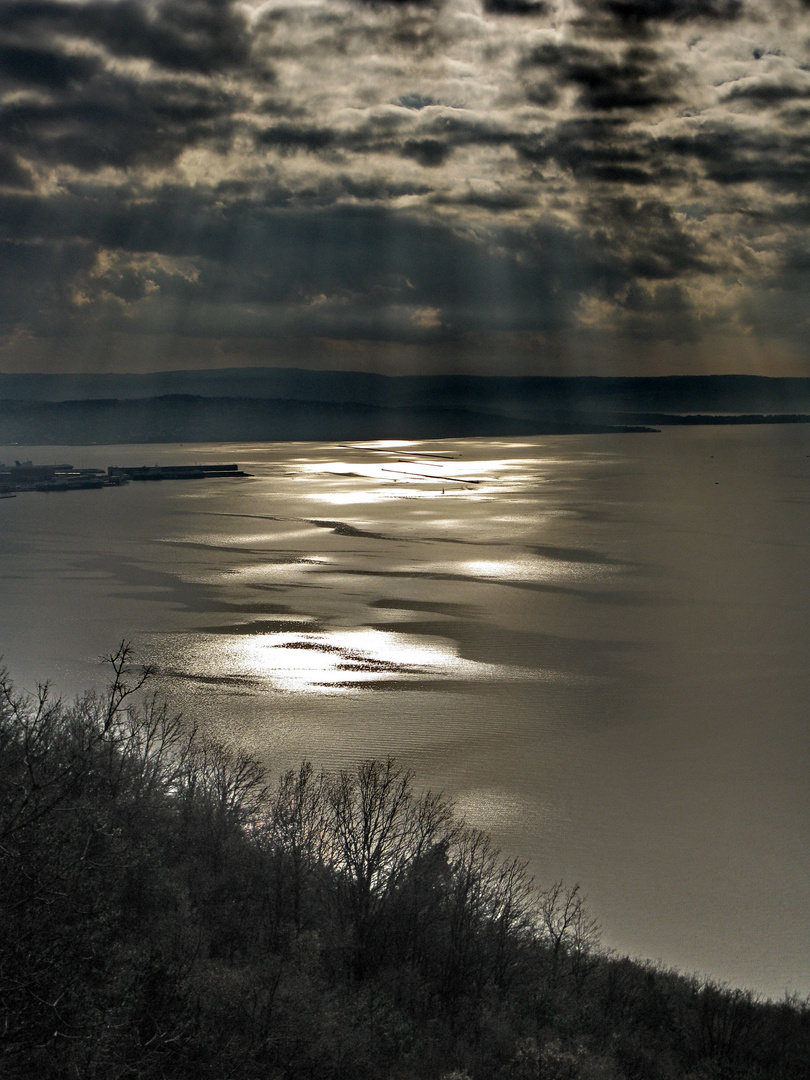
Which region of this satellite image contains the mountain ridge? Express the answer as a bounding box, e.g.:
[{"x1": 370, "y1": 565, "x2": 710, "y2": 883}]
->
[
  {"x1": 4, "y1": 372, "x2": 810, "y2": 444},
  {"x1": 4, "y1": 369, "x2": 810, "y2": 414}
]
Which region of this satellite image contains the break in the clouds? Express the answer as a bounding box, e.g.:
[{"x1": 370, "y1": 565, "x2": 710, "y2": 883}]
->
[{"x1": 1, "y1": 0, "x2": 810, "y2": 376}]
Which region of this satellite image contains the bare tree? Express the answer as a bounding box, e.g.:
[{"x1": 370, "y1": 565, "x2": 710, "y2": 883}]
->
[
  {"x1": 179, "y1": 741, "x2": 268, "y2": 830},
  {"x1": 538, "y1": 882, "x2": 601, "y2": 991},
  {"x1": 442, "y1": 826, "x2": 534, "y2": 1002},
  {"x1": 323, "y1": 758, "x2": 453, "y2": 979},
  {"x1": 262, "y1": 761, "x2": 330, "y2": 940},
  {"x1": 0, "y1": 643, "x2": 154, "y2": 850}
]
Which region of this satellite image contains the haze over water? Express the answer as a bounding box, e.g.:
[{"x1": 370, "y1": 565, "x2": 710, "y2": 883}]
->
[{"x1": 1, "y1": 426, "x2": 808, "y2": 1001}]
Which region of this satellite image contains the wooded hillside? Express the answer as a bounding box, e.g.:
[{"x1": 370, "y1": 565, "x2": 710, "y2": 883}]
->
[{"x1": 1, "y1": 648, "x2": 807, "y2": 1079}]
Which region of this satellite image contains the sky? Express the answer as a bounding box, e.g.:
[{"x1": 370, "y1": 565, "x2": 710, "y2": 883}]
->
[{"x1": 2, "y1": 0, "x2": 810, "y2": 378}]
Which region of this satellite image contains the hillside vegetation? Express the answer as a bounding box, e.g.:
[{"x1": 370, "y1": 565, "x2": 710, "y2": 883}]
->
[{"x1": 1, "y1": 647, "x2": 807, "y2": 1079}]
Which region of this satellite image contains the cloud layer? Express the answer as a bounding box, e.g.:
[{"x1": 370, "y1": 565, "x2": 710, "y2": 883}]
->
[{"x1": 1, "y1": 0, "x2": 810, "y2": 375}]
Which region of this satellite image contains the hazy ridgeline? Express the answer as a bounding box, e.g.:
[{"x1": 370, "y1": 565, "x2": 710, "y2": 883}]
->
[{"x1": 1, "y1": 647, "x2": 807, "y2": 1080}]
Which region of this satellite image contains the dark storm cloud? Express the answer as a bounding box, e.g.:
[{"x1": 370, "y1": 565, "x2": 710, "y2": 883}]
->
[
  {"x1": 521, "y1": 40, "x2": 677, "y2": 111},
  {"x1": 0, "y1": 147, "x2": 32, "y2": 189},
  {"x1": 0, "y1": 0, "x2": 250, "y2": 74},
  {"x1": 0, "y1": 1, "x2": 248, "y2": 177},
  {"x1": 351, "y1": 0, "x2": 440, "y2": 5},
  {"x1": 0, "y1": 182, "x2": 606, "y2": 339},
  {"x1": 0, "y1": 43, "x2": 101, "y2": 90},
  {"x1": 431, "y1": 187, "x2": 532, "y2": 210},
  {"x1": 255, "y1": 113, "x2": 408, "y2": 159},
  {"x1": 0, "y1": 236, "x2": 96, "y2": 330},
  {"x1": 484, "y1": 0, "x2": 549, "y2": 14},
  {"x1": 401, "y1": 138, "x2": 453, "y2": 166},
  {"x1": 254, "y1": 108, "x2": 512, "y2": 167},
  {"x1": 0, "y1": 73, "x2": 240, "y2": 171},
  {"x1": 775, "y1": 241, "x2": 810, "y2": 277},
  {"x1": 663, "y1": 126, "x2": 810, "y2": 193},
  {"x1": 256, "y1": 123, "x2": 338, "y2": 154},
  {"x1": 414, "y1": 111, "x2": 514, "y2": 149},
  {"x1": 516, "y1": 118, "x2": 683, "y2": 187},
  {"x1": 396, "y1": 93, "x2": 438, "y2": 109},
  {"x1": 584, "y1": 196, "x2": 711, "y2": 281},
  {"x1": 610, "y1": 281, "x2": 700, "y2": 345},
  {"x1": 598, "y1": 0, "x2": 743, "y2": 28},
  {"x1": 90, "y1": 183, "x2": 703, "y2": 336},
  {"x1": 272, "y1": 172, "x2": 435, "y2": 207},
  {"x1": 1, "y1": 0, "x2": 810, "y2": 374},
  {"x1": 722, "y1": 80, "x2": 810, "y2": 106},
  {"x1": 257, "y1": 0, "x2": 446, "y2": 63}
]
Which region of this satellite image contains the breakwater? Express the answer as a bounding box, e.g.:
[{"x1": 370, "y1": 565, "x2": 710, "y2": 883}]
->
[{"x1": 0, "y1": 460, "x2": 249, "y2": 495}]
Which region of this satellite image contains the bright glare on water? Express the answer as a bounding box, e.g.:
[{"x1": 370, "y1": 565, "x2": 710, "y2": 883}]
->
[{"x1": 1, "y1": 428, "x2": 809, "y2": 1001}]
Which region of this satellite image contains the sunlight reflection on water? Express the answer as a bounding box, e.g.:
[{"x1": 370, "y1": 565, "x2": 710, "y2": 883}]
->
[
  {"x1": 454, "y1": 787, "x2": 560, "y2": 836},
  {"x1": 171, "y1": 627, "x2": 561, "y2": 695},
  {"x1": 454, "y1": 557, "x2": 594, "y2": 583}
]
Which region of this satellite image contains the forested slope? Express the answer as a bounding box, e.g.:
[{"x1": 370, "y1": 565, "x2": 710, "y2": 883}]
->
[{"x1": 1, "y1": 648, "x2": 807, "y2": 1079}]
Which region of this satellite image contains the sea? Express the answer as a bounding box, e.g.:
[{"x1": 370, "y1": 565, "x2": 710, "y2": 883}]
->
[{"x1": 1, "y1": 425, "x2": 808, "y2": 1001}]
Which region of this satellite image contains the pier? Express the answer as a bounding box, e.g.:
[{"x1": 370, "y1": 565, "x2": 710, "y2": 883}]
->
[{"x1": 0, "y1": 461, "x2": 249, "y2": 496}]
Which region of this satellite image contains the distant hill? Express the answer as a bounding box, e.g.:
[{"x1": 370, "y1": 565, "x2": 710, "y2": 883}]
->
[
  {"x1": 0, "y1": 394, "x2": 649, "y2": 445},
  {"x1": 3, "y1": 368, "x2": 810, "y2": 410},
  {"x1": 2, "y1": 370, "x2": 810, "y2": 443}
]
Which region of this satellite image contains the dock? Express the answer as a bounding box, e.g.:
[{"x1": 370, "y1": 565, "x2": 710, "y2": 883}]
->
[
  {"x1": 107, "y1": 463, "x2": 250, "y2": 482},
  {"x1": 0, "y1": 460, "x2": 249, "y2": 496}
]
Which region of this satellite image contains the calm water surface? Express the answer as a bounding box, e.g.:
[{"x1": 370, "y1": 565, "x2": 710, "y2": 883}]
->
[{"x1": 1, "y1": 427, "x2": 808, "y2": 1000}]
